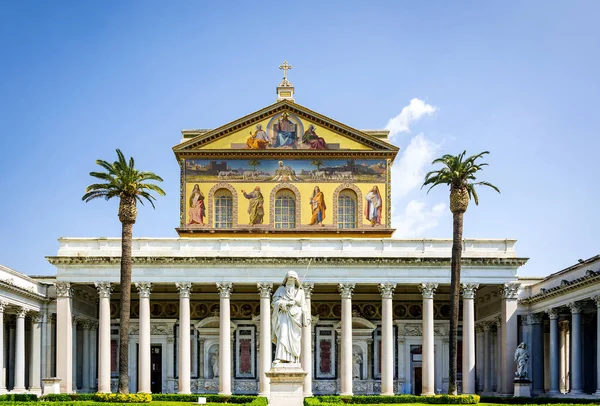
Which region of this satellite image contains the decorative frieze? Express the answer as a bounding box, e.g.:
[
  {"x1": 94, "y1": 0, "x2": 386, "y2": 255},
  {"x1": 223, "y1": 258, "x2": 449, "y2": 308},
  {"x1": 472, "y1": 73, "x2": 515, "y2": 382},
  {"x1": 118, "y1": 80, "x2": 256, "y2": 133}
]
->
[
  {"x1": 418, "y1": 283, "x2": 438, "y2": 299},
  {"x1": 216, "y1": 283, "x2": 233, "y2": 298},
  {"x1": 460, "y1": 283, "x2": 479, "y2": 299},
  {"x1": 378, "y1": 283, "x2": 396, "y2": 299},
  {"x1": 176, "y1": 282, "x2": 193, "y2": 298},
  {"x1": 135, "y1": 282, "x2": 152, "y2": 298},
  {"x1": 338, "y1": 283, "x2": 355, "y2": 299},
  {"x1": 95, "y1": 282, "x2": 112, "y2": 298},
  {"x1": 500, "y1": 282, "x2": 520, "y2": 299},
  {"x1": 55, "y1": 282, "x2": 72, "y2": 298},
  {"x1": 256, "y1": 283, "x2": 272, "y2": 298}
]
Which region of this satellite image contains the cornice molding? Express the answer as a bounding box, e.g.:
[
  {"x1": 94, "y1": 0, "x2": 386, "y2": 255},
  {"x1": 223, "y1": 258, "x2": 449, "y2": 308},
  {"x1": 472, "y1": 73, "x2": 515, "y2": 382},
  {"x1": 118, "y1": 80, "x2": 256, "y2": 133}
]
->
[
  {"x1": 0, "y1": 281, "x2": 48, "y2": 302},
  {"x1": 46, "y1": 256, "x2": 528, "y2": 267},
  {"x1": 520, "y1": 272, "x2": 600, "y2": 305}
]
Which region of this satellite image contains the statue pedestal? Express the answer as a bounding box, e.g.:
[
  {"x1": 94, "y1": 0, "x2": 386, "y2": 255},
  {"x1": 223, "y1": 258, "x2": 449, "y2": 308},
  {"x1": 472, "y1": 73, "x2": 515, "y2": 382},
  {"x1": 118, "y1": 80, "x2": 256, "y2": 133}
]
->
[
  {"x1": 514, "y1": 379, "x2": 532, "y2": 397},
  {"x1": 265, "y1": 363, "x2": 307, "y2": 406}
]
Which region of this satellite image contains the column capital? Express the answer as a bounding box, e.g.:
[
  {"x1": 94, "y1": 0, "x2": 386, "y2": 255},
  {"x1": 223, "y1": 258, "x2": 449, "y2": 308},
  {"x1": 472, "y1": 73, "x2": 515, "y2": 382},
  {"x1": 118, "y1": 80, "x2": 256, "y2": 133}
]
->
[
  {"x1": 135, "y1": 282, "x2": 152, "y2": 298},
  {"x1": 30, "y1": 312, "x2": 43, "y2": 324},
  {"x1": 568, "y1": 301, "x2": 583, "y2": 314},
  {"x1": 337, "y1": 283, "x2": 355, "y2": 299},
  {"x1": 55, "y1": 282, "x2": 72, "y2": 298},
  {"x1": 216, "y1": 282, "x2": 233, "y2": 298},
  {"x1": 79, "y1": 319, "x2": 93, "y2": 330},
  {"x1": 460, "y1": 283, "x2": 479, "y2": 299},
  {"x1": 418, "y1": 283, "x2": 438, "y2": 299},
  {"x1": 593, "y1": 295, "x2": 600, "y2": 307},
  {"x1": 302, "y1": 282, "x2": 315, "y2": 299},
  {"x1": 546, "y1": 308, "x2": 560, "y2": 320},
  {"x1": 94, "y1": 282, "x2": 113, "y2": 299},
  {"x1": 72, "y1": 316, "x2": 79, "y2": 326},
  {"x1": 499, "y1": 282, "x2": 520, "y2": 299},
  {"x1": 15, "y1": 307, "x2": 28, "y2": 319},
  {"x1": 378, "y1": 283, "x2": 397, "y2": 299},
  {"x1": 257, "y1": 283, "x2": 272, "y2": 298},
  {"x1": 0, "y1": 301, "x2": 7, "y2": 312},
  {"x1": 482, "y1": 321, "x2": 493, "y2": 331},
  {"x1": 493, "y1": 315, "x2": 502, "y2": 327},
  {"x1": 176, "y1": 282, "x2": 193, "y2": 298},
  {"x1": 559, "y1": 320, "x2": 570, "y2": 331}
]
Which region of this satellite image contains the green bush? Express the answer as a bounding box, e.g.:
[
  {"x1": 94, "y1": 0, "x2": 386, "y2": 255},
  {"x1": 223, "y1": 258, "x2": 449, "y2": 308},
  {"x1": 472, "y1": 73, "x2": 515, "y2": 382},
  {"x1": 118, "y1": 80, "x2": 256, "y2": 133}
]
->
[
  {"x1": 93, "y1": 392, "x2": 152, "y2": 403},
  {"x1": 481, "y1": 396, "x2": 600, "y2": 404},
  {"x1": 40, "y1": 393, "x2": 71, "y2": 401},
  {"x1": 151, "y1": 394, "x2": 262, "y2": 403},
  {"x1": 306, "y1": 394, "x2": 480, "y2": 405},
  {"x1": 0, "y1": 393, "x2": 38, "y2": 401}
]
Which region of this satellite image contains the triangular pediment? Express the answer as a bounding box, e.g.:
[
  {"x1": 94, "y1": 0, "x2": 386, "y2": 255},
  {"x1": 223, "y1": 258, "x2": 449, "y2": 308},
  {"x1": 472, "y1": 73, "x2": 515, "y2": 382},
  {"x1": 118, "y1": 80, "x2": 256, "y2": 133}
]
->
[{"x1": 173, "y1": 100, "x2": 398, "y2": 156}]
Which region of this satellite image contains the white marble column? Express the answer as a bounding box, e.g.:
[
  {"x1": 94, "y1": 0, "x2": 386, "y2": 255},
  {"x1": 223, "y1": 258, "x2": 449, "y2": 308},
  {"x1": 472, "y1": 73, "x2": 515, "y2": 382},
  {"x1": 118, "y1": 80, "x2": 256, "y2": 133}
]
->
[
  {"x1": 90, "y1": 322, "x2": 98, "y2": 392},
  {"x1": 461, "y1": 283, "x2": 478, "y2": 394},
  {"x1": 338, "y1": 283, "x2": 355, "y2": 396},
  {"x1": 593, "y1": 296, "x2": 600, "y2": 396},
  {"x1": 546, "y1": 308, "x2": 560, "y2": 395},
  {"x1": 301, "y1": 283, "x2": 314, "y2": 397},
  {"x1": 81, "y1": 321, "x2": 91, "y2": 392},
  {"x1": 95, "y1": 282, "x2": 112, "y2": 393},
  {"x1": 499, "y1": 283, "x2": 519, "y2": 395},
  {"x1": 135, "y1": 282, "x2": 152, "y2": 393},
  {"x1": 29, "y1": 313, "x2": 42, "y2": 394},
  {"x1": 55, "y1": 282, "x2": 73, "y2": 393},
  {"x1": 72, "y1": 316, "x2": 78, "y2": 390},
  {"x1": 0, "y1": 301, "x2": 7, "y2": 394},
  {"x1": 257, "y1": 283, "x2": 272, "y2": 396},
  {"x1": 530, "y1": 313, "x2": 545, "y2": 396},
  {"x1": 568, "y1": 302, "x2": 583, "y2": 394},
  {"x1": 176, "y1": 282, "x2": 192, "y2": 394},
  {"x1": 216, "y1": 283, "x2": 233, "y2": 396},
  {"x1": 482, "y1": 322, "x2": 492, "y2": 393},
  {"x1": 379, "y1": 283, "x2": 396, "y2": 396},
  {"x1": 13, "y1": 307, "x2": 28, "y2": 393},
  {"x1": 419, "y1": 283, "x2": 437, "y2": 396},
  {"x1": 559, "y1": 320, "x2": 569, "y2": 393}
]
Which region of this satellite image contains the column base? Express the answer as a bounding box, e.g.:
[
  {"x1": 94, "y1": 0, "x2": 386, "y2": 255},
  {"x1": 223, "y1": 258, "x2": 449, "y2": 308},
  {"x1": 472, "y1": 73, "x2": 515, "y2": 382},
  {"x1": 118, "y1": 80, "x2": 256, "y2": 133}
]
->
[
  {"x1": 381, "y1": 391, "x2": 394, "y2": 396},
  {"x1": 421, "y1": 392, "x2": 435, "y2": 396},
  {"x1": 178, "y1": 391, "x2": 192, "y2": 395},
  {"x1": 545, "y1": 390, "x2": 560, "y2": 396},
  {"x1": 11, "y1": 387, "x2": 27, "y2": 394},
  {"x1": 258, "y1": 392, "x2": 270, "y2": 397},
  {"x1": 340, "y1": 392, "x2": 353, "y2": 396},
  {"x1": 29, "y1": 387, "x2": 42, "y2": 395},
  {"x1": 303, "y1": 391, "x2": 313, "y2": 397},
  {"x1": 594, "y1": 391, "x2": 600, "y2": 397},
  {"x1": 218, "y1": 392, "x2": 233, "y2": 396}
]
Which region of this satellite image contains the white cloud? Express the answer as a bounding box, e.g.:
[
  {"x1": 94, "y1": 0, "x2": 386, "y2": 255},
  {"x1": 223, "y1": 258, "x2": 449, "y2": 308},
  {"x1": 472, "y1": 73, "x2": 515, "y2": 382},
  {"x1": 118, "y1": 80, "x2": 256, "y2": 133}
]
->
[
  {"x1": 385, "y1": 98, "x2": 438, "y2": 139},
  {"x1": 393, "y1": 200, "x2": 447, "y2": 238},
  {"x1": 391, "y1": 133, "x2": 440, "y2": 201}
]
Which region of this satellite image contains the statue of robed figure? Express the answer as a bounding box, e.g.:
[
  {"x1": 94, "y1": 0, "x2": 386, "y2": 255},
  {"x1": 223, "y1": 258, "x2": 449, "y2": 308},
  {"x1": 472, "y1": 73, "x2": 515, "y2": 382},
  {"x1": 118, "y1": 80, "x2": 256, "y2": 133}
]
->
[{"x1": 271, "y1": 271, "x2": 310, "y2": 364}]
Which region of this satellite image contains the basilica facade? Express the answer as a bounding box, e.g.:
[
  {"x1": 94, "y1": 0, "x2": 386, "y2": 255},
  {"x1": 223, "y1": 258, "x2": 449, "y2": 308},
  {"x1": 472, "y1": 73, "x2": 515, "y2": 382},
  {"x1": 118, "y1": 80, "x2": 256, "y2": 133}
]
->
[{"x1": 0, "y1": 71, "x2": 598, "y2": 397}]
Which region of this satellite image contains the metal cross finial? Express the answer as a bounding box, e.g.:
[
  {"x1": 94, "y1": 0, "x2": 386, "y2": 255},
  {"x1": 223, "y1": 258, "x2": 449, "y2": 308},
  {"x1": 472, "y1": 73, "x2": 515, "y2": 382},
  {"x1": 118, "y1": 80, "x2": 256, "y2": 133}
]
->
[{"x1": 279, "y1": 60, "x2": 292, "y2": 79}]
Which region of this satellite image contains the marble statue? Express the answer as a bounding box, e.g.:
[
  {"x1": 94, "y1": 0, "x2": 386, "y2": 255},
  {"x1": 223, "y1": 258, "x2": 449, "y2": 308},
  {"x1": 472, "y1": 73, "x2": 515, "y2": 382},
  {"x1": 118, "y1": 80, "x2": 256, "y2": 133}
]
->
[
  {"x1": 514, "y1": 342, "x2": 529, "y2": 379},
  {"x1": 211, "y1": 350, "x2": 219, "y2": 378},
  {"x1": 271, "y1": 271, "x2": 310, "y2": 364},
  {"x1": 352, "y1": 349, "x2": 363, "y2": 379}
]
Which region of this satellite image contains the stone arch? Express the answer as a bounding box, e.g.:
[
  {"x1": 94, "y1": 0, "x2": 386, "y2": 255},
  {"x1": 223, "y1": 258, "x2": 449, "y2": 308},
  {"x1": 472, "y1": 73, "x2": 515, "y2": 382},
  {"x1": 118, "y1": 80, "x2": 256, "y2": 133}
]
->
[
  {"x1": 207, "y1": 182, "x2": 238, "y2": 228},
  {"x1": 269, "y1": 183, "x2": 301, "y2": 228},
  {"x1": 332, "y1": 183, "x2": 364, "y2": 228}
]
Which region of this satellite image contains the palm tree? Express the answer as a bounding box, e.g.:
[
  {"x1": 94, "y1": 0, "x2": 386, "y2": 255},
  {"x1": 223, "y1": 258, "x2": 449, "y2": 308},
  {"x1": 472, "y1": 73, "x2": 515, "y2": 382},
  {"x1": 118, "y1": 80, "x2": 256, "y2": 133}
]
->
[
  {"x1": 422, "y1": 150, "x2": 499, "y2": 395},
  {"x1": 311, "y1": 159, "x2": 324, "y2": 171},
  {"x1": 82, "y1": 149, "x2": 165, "y2": 394},
  {"x1": 248, "y1": 159, "x2": 261, "y2": 172}
]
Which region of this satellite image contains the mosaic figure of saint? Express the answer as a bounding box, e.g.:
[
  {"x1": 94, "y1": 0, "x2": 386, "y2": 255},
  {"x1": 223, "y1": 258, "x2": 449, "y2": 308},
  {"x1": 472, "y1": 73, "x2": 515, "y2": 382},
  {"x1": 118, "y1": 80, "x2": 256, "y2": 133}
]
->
[
  {"x1": 364, "y1": 185, "x2": 382, "y2": 226},
  {"x1": 271, "y1": 113, "x2": 297, "y2": 148},
  {"x1": 246, "y1": 124, "x2": 270, "y2": 149},
  {"x1": 242, "y1": 186, "x2": 264, "y2": 225},
  {"x1": 188, "y1": 184, "x2": 205, "y2": 225},
  {"x1": 271, "y1": 271, "x2": 310, "y2": 364},
  {"x1": 302, "y1": 125, "x2": 327, "y2": 150},
  {"x1": 309, "y1": 186, "x2": 326, "y2": 226}
]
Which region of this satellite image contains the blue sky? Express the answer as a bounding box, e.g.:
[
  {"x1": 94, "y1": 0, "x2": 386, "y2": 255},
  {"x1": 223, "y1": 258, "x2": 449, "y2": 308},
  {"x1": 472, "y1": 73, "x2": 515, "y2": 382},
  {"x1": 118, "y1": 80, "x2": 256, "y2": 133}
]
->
[{"x1": 1, "y1": 1, "x2": 598, "y2": 277}]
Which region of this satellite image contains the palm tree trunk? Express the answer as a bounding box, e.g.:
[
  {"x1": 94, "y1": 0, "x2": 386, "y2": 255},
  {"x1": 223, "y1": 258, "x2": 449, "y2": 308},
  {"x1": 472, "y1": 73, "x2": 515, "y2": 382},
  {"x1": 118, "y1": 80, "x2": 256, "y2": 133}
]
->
[
  {"x1": 118, "y1": 220, "x2": 133, "y2": 394},
  {"x1": 448, "y1": 210, "x2": 463, "y2": 395}
]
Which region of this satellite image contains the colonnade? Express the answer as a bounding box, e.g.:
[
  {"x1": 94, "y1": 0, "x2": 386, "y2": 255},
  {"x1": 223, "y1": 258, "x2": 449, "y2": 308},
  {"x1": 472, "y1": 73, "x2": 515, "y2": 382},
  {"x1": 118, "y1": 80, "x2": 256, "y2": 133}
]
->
[
  {"x1": 541, "y1": 295, "x2": 600, "y2": 395},
  {"x1": 50, "y1": 281, "x2": 525, "y2": 395},
  {"x1": 0, "y1": 302, "x2": 43, "y2": 394}
]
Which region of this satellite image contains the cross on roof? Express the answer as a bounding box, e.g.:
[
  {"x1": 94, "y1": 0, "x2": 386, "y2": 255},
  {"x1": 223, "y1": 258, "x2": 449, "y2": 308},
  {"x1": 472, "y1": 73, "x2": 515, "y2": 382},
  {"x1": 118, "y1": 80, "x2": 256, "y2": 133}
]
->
[{"x1": 279, "y1": 60, "x2": 292, "y2": 79}]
